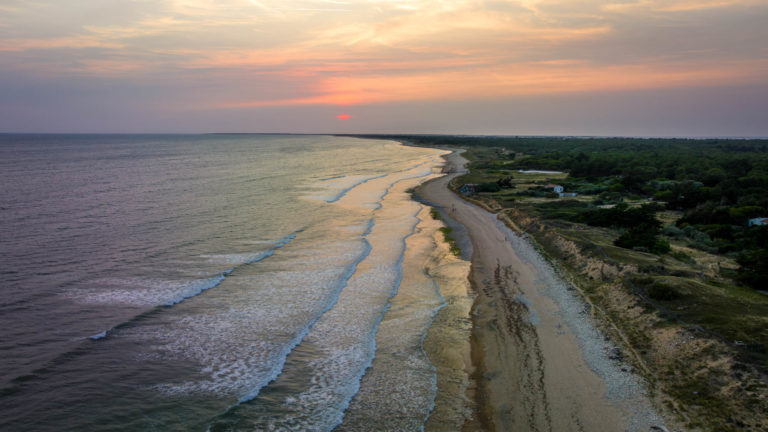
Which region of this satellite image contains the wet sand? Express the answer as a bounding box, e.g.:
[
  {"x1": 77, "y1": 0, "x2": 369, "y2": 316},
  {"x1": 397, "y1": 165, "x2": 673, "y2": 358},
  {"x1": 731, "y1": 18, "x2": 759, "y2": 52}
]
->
[
  {"x1": 416, "y1": 150, "x2": 666, "y2": 432},
  {"x1": 421, "y1": 209, "x2": 475, "y2": 431}
]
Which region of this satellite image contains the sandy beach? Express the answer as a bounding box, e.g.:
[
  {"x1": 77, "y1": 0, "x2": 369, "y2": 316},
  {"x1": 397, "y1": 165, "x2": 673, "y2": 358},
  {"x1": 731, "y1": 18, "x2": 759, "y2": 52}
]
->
[{"x1": 416, "y1": 149, "x2": 668, "y2": 432}]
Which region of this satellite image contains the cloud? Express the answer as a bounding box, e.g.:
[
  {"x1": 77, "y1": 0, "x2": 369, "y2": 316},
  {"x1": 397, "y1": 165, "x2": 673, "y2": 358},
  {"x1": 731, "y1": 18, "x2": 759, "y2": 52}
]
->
[
  {"x1": 0, "y1": 37, "x2": 123, "y2": 52},
  {"x1": 213, "y1": 57, "x2": 768, "y2": 107},
  {"x1": 0, "y1": 0, "x2": 767, "y2": 134},
  {"x1": 604, "y1": 0, "x2": 765, "y2": 13}
]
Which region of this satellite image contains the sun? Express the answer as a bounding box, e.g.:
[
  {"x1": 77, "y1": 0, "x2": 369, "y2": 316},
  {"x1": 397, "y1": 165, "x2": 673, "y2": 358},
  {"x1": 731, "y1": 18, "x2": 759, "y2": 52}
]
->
[{"x1": 336, "y1": 114, "x2": 351, "y2": 120}]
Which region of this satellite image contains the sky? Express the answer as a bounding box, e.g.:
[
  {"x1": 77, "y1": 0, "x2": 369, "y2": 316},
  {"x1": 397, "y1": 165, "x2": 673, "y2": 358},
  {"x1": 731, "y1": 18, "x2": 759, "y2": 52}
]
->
[{"x1": 1, "y1": 0, "x2": 767, "y2": 136}]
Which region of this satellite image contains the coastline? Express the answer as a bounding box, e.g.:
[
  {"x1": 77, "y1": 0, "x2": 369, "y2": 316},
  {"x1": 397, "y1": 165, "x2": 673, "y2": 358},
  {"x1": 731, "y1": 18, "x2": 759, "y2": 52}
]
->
[{"x1": 415, "y1": 149, "x2": 667, "y2": 431}]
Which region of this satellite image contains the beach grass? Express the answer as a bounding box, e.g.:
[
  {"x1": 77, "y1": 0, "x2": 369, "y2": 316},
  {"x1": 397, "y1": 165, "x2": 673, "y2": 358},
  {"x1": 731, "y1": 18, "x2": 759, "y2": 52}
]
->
[{"x1": 430, "y1": 208, "x2": 462, "y2": 257}]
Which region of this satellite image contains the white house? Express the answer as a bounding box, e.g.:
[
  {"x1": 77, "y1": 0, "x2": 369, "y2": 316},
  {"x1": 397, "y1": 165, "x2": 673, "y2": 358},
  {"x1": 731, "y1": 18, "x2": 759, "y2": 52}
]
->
[
  {"x1": 546, "y1": 183, "x2": 577, "y2": 197},
  {"x1": 546, "y1": 184, "x2": 564, "y2": 194},
  {"x1": 748, "y1": 217, "x2": 768, "y2": 227}
]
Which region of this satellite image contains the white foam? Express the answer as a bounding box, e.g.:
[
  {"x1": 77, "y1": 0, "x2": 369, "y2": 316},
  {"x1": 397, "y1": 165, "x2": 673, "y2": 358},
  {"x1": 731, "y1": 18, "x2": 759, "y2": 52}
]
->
[
  {"x1": 67, "y1": 275, "x2": 227, "y2": 307},
  {"x1": 199, "y1": 251, "x2": 273, "y2": 266},
  {"x1": 146, "y1": 148, "x2": 449, "y2": 424},
  {"x1": 303, "y1": 174, "x2": 385, "y2": 203},
  {"x1": 335, "y1": 207, "x2": 449, "y2": 431},
  {"x1": 89, "y1": 330, "x2": 107, "y2": 340},
  {"x1": 303, "y1": 152, "x2": 445, "y2": 207},
  {"x1": 66, "y1": 232, "x2": 302, "y2": 309},
  {"x1": 141, "y1": 238, "x2": 371, "y2": 399},
  {"x1": 230, "y1": 175, "x2": 436, "y2": 430},
  {"x1": 332, "y1": 156, "x2": 443, "y2": 210}
]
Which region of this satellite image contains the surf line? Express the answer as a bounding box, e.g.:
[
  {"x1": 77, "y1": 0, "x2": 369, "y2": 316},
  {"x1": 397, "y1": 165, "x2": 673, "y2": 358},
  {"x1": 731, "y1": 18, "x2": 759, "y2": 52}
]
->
[
  {"x1": 88, "y1": 228, "x2": 304, "y2": 341},
  {"x1": 358, "y1": 164, "x2": 439, "y2": 211},
  {"x1": 324, "y1": 206, "x2": 424, "y2": 431},
  {"x1": 326, "y1": 174, "x2": 388, "y2": 203},
  {"x1": 203, "y1": 218, "x2": 377, "y2": 429},
  {"x1": 420, "y1": 267, "x2": 449, "y2": 425},
  {"x1": 0, "y1": 228, "x2": 305, "y2": 398},
  {"x1": 214, "y1": 206, "x2": 425, "y2": 431},
  {"x1": 205, "y1": 164, "x2": 442, "y2": 427}
]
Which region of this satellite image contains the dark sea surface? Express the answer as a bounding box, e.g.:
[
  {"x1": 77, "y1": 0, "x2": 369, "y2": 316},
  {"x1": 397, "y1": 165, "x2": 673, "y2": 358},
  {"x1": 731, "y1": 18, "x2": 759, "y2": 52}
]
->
[{"x1": 0, "y1": 134, "x2": 451, "y2": 431}]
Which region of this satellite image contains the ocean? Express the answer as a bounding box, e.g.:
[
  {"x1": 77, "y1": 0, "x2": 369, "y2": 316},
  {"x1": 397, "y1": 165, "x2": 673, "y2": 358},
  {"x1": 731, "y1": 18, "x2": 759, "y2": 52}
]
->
[{"x1": 0, "y1": 134, "x2": 472, "y2": 431}]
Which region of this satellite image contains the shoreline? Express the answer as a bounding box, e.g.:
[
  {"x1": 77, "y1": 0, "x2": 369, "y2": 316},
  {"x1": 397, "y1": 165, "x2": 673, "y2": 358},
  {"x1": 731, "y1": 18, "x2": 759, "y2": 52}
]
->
[{"x1": 415, "y1": 149, "x2": 667, "y2": 431}]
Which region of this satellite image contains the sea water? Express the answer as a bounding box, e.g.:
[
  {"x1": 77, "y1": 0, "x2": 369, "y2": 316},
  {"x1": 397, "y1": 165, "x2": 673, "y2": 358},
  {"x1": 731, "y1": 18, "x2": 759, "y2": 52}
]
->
[{"x1": 0, "y1": 134, "x2": 470, "y2": 431}]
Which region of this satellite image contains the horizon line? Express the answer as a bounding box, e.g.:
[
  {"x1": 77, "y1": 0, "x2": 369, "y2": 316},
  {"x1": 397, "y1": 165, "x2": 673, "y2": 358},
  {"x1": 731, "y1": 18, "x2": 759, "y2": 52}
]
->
[{"x1": 1, "y1": 132, "x2": 768, "y2": 140}]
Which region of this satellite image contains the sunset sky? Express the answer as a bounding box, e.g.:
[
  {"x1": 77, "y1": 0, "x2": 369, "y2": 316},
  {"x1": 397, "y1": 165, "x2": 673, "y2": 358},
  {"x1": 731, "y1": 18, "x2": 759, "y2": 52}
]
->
[{"x1": 1, "y1": 0, "x2": 767, "y2": 136}]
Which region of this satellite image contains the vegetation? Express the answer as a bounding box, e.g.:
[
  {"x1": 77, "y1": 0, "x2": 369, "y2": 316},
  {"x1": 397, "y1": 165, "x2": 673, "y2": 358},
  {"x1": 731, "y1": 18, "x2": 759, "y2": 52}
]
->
[
  {"x1": 430, "y1": 208, "x2": 462, "y2": 256},
  {"x1": 355, "y1": 134, "x2": 768, "y2": 430},
  {"x1": 378, "y1": 135, "x2": 768, "y2": 289}
]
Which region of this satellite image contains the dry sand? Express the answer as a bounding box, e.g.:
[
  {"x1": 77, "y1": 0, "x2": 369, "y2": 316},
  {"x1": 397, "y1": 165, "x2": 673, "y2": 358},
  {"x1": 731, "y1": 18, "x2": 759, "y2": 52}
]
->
[{"x1": 416, "y1": 150, "x2": 668, "y2": 432}]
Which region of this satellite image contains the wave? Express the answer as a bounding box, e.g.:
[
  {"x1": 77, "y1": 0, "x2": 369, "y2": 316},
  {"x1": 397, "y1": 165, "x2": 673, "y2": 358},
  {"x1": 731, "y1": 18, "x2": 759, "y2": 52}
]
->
[
  {"x1": 324, "y1": 208, "x2": 422, "y2": 431},
  {"x1": 311, "y1": 153, "x2": 440, "y2": 207},
  {"x1": 88, "y1": 330, "x2": 107, "y2": 341},
  {"x1": 272, "y1": 161, "x2": 445, "y2": 429},
  {"x1": 202, "y1": 219, "x2": 376, "y2": 429},
  {"x1": 318, "y1": 175, "x2": 345, "y2": 181},
  {"x1": 339, "y1": 231, "x2": 447, "y2": 431},
  {"x1": 326, "y1": 174, "x2": 387, "y2": 203},
  {"x1": 204, "y1": 198, "x2": 424, "y2": 430},
  {"x1": 237, "y1": 220, "x2": 374, "y2": 404},
  {"x1": 200, "y1": 251, "x2": 274, "y2": 266},
  {"x1": 324, "y1": 160, "x2": 438, "y2": 213},
  {"x1": 86, "y1": 229, "x2": 302, "y2": 341},
  {"x1": 1, "y1": 229, "x2": 303, "y2": 394}
]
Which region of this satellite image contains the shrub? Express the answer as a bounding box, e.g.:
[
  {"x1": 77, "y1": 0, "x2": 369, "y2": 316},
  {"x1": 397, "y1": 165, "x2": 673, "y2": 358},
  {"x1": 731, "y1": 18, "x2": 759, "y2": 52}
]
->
[
  {"x1": 615, "y1": 227, "x2": 655, "y2": 250},
  {"x1": 737, "y1": 248, "x2": 768, "y2": 289},
  {"x1": 647, "y1": 282, "x2": 683, "y2": 301},
  {"x1": 663, "y1": 225, "x2": 684, "y2": 238},
  {"x1": 614, "y1": 223, "x2": 669, "y2": 255},
  {"x1": 496, "y1": 176, "x2": 514, "y2": 189},
  {"x1": 475, "y1": 182, "x2": 501, "y2": 193},
  {"x1": 652, "y1": 238, "x2": 671, "y2": 254},
  {"x1": 579, "y1": 203, "x2": 661, "y2": 230}
]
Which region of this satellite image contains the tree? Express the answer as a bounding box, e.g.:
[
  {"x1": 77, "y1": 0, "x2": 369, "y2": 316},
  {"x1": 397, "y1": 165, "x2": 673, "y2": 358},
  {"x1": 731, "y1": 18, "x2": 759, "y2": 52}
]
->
[
  {"x1": 475, "y1": 182, "x2": 501, "y2": 192},
  {"x1": 614, "y1": 223, "x2": 670, "y2": 254},
  {"x1": 737, "y1": 248, "x2": 768, "y2": 289},
  {"x1": 496, "y1": 176, "x2": 514, "y2": 189}
]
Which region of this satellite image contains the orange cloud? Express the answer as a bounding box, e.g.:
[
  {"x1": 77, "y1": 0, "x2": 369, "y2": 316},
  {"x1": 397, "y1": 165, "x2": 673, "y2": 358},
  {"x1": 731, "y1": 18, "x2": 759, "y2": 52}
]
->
[
  {"x1": 217, "y1": 58, "x2": 768, "y2": 108},
  {"x1": 3, "y1": 0, "x2": 767, "y2": 111},
  {"x1": 604, "y1": 0, "x2": 765, "y2": 12}
]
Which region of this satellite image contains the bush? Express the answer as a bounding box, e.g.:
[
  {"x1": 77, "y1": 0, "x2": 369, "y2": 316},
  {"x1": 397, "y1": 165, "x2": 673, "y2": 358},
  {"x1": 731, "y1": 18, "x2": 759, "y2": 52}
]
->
[
  {"x1": 614, "y1": 223, "x2": 669, "y2": 255},
  {"x1": 737, "y1": 248, "x2": 768, "y2": 289},
  {"x1": 496, "y1": 176, "x2": 514, "y2": 189},
  {"x1": 670, "y1": 250, "x2": 694, "y2": 263},
  {"x1": 475, "y1": 182, "x2": 501, "y2": 193},
  {"x1": 647, "y1": 282, "x2": 683, "y2": 301},
  {"x1": 663, "y1": 225, "x2": 684, "y2": 238},
  {"x1": 615, "y1": 227, "x2": 655, "y2": 250},
  {"x1": 579, "y1": 203, "x2": 662, "y2": 230},
  {"x1": 652, "y1": 238, "x2": 671, "y2": 254}
]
